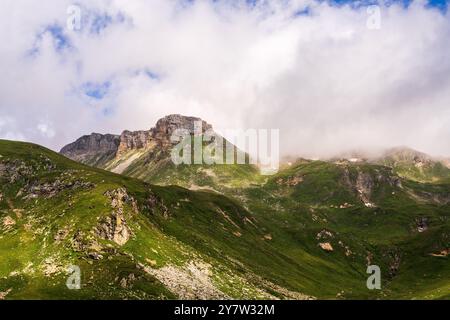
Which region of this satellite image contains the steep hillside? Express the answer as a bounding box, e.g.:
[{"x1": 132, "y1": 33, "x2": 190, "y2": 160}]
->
[
  {"x1": 0, "y1": 139, "x2": 370, "y2": 300},
  {"x1": 0, "y1": 140, "x2": 309, "y2": 299},
  {"x1": 240, "y1": 160, "x2": 450, "y2": 299},
  {"x1": 2, "y1": 139, "x2": 449, "y2": 299}
]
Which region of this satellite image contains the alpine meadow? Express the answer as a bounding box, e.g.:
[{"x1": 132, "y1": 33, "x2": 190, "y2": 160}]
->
[{"x1": 0, "y1": 0, "x2": 449, "y2": 305}]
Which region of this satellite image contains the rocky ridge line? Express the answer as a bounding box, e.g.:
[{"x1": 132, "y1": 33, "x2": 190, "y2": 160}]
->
[{"x1": 60, "y1": 115, "x2": 213, "y2": 164}]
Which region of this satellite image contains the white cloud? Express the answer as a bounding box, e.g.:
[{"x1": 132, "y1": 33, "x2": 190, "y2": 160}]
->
[
  {"x1": 37, "y1": 122, "x2": 56, "y2": 138},
  {"x1": 0, "y1": 0, "x2": 449, "y2": 157}
]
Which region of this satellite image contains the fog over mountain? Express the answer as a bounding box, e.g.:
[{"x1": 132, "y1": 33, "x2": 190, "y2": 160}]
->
[{"x1": 1, "y1": 0, "x2": 449, "y2": 158}]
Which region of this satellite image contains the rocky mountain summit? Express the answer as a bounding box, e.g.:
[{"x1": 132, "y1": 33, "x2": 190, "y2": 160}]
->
[
  {"x1": 152, "y1": 114, "x2": 213, "y2": 147},
  {"x1": 59, "y1": 114, "x2": 254, "y2": 189},
  {"x1": 61, "y1": 115, "x2": 213, "y2": 169},
  {"x1": 60, "y1": 133, "x2": 120, "y2": 167}
]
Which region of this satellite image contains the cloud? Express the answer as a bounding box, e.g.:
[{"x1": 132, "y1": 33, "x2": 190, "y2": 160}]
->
[
  {"x1": 37, "y1": 122, "x2": 56, "y2": 138},
  {"x1": 0, "y1": 0, "x2": 449, "y2": 158}
]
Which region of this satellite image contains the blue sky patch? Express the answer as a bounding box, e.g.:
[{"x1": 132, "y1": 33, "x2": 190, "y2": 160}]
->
[
  {"x1": 90, "y1": 13, "x2": 114, "y2": 34},
  {"x1": 89, "y1": 11, "x2": 128, "y2": 34},
  {"x1": 82, "y1": 81, "x2": 111, "y2": 100},
  {"x1": 144, "y1": 69, "x2": 160, "y2": 80},
  {"x1": 427, "y1": 0, "x2": 448, "y2": 11},
  {"x1": 45, "y1": 25, "x2": 71, "y2": 51},
  {"x1": 294, "y1": 6, "x2": 312, "y2": 17},
  {"x1": 27, "y1": 24, "x2": 72, "y2": 57},
  {"x1": 132, "y1": 68, "x2": 161, "y2": 81},
  {"x1": 324, "y1": 0, "x2": 448, "y2": 10}
]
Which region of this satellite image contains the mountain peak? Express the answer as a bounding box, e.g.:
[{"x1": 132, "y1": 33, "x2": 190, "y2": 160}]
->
[
  {"x1": 61, "y1": 114, "x2": 214, "y2": 166},
  {"x1": 154, "y1": 114, "x2": 213, "y2": 134},
  {"x1": 60, "y1": 132, "x2": 120, "y2": 166},
  {"x1": 381, "y1": 146, "x2": 432, "y2": 163}
]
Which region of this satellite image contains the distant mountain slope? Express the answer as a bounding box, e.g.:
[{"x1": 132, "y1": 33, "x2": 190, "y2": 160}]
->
[
  {"x1": 326, "y1": 147, "x2": 450, "y2": 184},
  {"x1": 374, "y1": 147, "x2": 450, "y2": 183}
]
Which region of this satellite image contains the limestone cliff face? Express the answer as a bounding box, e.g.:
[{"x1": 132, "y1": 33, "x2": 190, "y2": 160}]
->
[
  {"x1": 60, "y1": 133, "x2": 120, "y2": 166},
  {"x1": 152, "y1": 114, "x2": 213, "y2": 148},
  {"x1": 117, "y1": 130, "x2": 154, "y2": 157},
  {"x1": 60, "y1": 115, "x2": 214, "y2": 166}
]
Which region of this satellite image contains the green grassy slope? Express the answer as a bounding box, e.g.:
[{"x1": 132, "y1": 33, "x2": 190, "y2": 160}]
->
[
  {"x1": 0, "y1": 140, "x2": 178, "y2": 299},
  {"x1": 0, "y1": 140, "x2": 331, "y2": 299},
  {"x1": 1, "y1": 140, "x2": 449, "y2": 299},
  {"x1": 239, "y1": 161, "x2": 450, "y2": 299},
  {"x1": 116, "y1": 138, "x2": 265, "y2": 191}
]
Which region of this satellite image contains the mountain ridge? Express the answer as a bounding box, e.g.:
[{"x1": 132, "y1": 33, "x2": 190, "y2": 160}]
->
[
  {"x1": 61, "y1": 115, "x2": 213, "y2": 167},
  {"x1": 61, "y1": 117, "x2": 450, "y2": 184}
]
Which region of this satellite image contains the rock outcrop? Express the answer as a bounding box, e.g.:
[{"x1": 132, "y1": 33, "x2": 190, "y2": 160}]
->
[
  {"x1": 152, "y1": 114, "x2": 213, "y2": 148},
  {"x1": 340, "y1": 166, "x2": 403, "y2": 208},
  {"x1": 0, "y1": 160, "x2": 33, "y2": 183},
  {"x1": 144, "y1": 261, "x2": 229, "y2": 300},
  {"x1": 415, "y1": 217, "x2": 429, "y2": 233},
  {"x1": 22, "y1": 179, "x2": 95, "y2": 200},
  {"x1": 94, "y1": 188, "x2": 138, "y2": 246},
  {"x1": 356, "y1": 171, "x2": 376, "y2": 208},
  {"x1": 319, "y1": 242, "x2": 334, "y2": 252},
  {"x1": 117, "y1": 130, "x2": 154, "y2": 157}
]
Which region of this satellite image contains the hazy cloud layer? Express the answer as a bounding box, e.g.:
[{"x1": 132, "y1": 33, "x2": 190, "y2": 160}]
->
[{"x1": 0, "y1": 0, "x2": 449, "y2": 157}]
